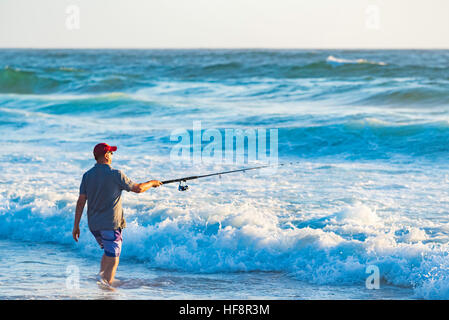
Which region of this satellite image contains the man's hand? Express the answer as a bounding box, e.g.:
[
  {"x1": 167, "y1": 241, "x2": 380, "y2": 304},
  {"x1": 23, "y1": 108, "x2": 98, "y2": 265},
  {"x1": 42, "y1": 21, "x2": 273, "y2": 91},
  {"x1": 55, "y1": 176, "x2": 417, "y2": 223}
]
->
[
  {"x1": 72, "y1": 225, "x2": 80, "y2": 242},
  {"x1": 150, "y1": 180, "x2": 163, "y2": 188},
  {"x1": 73, "y1": 194, "x2": 86, "y2": 242}
]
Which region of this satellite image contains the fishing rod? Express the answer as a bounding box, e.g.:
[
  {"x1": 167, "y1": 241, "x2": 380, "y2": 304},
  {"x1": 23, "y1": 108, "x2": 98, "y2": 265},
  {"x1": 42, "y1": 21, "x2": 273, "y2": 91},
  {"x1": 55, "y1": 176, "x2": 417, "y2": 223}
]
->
[{"x1": 161, "y1": 162, "x2": 297, "y2": 191}]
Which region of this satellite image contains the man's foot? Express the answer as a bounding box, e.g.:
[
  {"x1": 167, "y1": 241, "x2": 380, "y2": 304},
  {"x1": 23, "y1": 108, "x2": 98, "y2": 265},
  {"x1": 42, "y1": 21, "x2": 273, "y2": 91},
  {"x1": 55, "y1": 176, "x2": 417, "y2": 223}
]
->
[
  {"x1": 96, "y1": 272, "x2": 116, "y2": 291},
  {"x1": 96, "y1": 271, "x2": 104, "y2": 282}
]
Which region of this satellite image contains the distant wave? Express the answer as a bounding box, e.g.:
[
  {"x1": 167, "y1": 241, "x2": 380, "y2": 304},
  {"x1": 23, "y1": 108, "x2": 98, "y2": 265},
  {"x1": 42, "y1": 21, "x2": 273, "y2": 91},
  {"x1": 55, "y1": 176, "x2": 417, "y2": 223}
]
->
[
  {"x1": 32, "y1": 92, "x2": 169, "y2": 117},
  {"x1": 354, "y1": 87, "x2": 449, "y2": 106},
  {"x1": 3, "y1": 93, "x2": 449, "y2": 159},
  {"x1": 4, "y1": 80, "x2": 449, "y2": 112},
  {"x1": 201, "y1": 62, "x2": 242, "y2": 73},
  {"x1": 0, "y1": 66, "x2": 147, "y2": 95},
  {"x1": 326, "y1": 55, "x2": 387, "y2": 66},
  {"x1": 0, "y1": 67, "x2": 63, "y2": 94},
  {"x1": 278, "y1": 119, "x2": 449, "y2": 159},
  {"x1": 2, "y1": 50, "x2": 448, "y2": 95}
]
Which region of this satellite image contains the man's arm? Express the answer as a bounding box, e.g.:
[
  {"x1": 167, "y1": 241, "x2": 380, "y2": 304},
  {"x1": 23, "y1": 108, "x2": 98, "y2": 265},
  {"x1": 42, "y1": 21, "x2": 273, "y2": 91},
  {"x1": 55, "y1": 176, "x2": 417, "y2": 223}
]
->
[
  {"x1": 131, "y1": 180, "x2": 162, "y2": 193},
  {"x1": 72, "y1": 194, "x2": 87, "y2": 242}
]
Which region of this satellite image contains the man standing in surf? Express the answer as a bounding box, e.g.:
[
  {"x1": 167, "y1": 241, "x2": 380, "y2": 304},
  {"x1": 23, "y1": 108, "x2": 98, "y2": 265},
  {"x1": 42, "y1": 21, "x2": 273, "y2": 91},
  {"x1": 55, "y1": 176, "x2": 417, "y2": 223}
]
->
[{"x1": 72, "y1": 143, "x2": 162, "y2": 287}]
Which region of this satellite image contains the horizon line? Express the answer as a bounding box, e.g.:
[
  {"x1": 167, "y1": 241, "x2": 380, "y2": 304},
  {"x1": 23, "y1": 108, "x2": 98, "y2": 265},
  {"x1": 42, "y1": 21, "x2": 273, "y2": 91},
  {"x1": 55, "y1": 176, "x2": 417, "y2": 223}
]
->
[{"x1": 1, "y1": 47, "x2": 449, "y2": 50}]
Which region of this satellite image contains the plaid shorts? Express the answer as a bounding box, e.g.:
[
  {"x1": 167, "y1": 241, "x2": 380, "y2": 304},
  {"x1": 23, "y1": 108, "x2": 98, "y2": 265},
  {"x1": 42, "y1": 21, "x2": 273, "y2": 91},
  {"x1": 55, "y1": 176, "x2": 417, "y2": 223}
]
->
[{"x1": 90, "y1": 228, "x2": 123, "y2": 257}]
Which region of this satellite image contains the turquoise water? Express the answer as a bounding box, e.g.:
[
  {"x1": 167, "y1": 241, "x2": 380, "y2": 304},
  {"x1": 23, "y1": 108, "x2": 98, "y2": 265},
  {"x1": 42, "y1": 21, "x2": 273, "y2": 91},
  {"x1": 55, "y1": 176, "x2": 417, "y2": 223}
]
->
[{"x1": 1, "y1": 49, "x2": 449, "y2": 299}]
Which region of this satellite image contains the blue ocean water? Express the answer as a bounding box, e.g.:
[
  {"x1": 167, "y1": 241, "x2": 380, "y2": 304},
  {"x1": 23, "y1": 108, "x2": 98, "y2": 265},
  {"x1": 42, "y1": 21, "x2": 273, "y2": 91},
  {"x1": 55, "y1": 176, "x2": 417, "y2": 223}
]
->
[{"x1": 1, "y1": 49, "x2": 449, "y2": 299}]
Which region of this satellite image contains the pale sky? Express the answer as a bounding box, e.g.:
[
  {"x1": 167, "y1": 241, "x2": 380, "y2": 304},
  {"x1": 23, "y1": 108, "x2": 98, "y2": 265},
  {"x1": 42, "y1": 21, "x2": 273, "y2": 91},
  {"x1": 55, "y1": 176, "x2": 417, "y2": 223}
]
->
[{"x1": 1, "y1": 0, "x2": 448, "y2": 49}]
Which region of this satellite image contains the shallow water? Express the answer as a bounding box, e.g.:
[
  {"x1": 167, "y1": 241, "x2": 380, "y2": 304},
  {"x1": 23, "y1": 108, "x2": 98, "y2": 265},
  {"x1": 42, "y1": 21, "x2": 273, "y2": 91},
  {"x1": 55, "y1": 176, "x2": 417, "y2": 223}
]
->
[{"x1": 0, "y1": 239, "x2": 414, "y2": 300}]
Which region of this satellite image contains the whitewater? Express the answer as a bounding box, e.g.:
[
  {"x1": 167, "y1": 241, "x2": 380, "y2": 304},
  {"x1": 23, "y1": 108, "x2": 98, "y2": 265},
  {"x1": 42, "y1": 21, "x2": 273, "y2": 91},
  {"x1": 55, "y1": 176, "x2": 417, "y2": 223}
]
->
[{"x1": 1, "y1": 49, "x2": 449, "y2": 299}]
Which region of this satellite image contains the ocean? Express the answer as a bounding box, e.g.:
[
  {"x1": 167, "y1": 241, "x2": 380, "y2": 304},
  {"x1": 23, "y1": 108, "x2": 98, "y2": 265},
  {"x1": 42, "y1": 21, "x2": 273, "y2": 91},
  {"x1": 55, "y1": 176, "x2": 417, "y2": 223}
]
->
[{"x1": 1, "y1": 49, "x2": 449, "y2": 299}]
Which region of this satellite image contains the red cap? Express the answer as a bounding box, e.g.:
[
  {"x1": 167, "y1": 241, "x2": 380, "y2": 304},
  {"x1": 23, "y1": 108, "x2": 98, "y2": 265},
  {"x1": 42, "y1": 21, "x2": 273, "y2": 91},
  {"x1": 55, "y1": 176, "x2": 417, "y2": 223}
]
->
[{"x1": 93, "y1": 143, "x2": 117, "y2": 157}]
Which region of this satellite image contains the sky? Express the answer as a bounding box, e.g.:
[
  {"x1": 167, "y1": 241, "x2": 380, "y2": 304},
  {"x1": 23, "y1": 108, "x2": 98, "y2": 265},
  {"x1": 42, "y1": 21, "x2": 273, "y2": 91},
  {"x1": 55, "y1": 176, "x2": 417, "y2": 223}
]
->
[{"x1": 1, "y1": 0, "x2": 448, "y2": 49}]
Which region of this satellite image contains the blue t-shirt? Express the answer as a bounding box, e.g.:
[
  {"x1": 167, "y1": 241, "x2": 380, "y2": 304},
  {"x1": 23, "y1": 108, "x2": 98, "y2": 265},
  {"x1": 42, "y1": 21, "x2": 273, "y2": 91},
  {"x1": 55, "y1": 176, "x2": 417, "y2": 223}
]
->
[{"x1": 80, "y1": 163, "x2": 135, "y2": 231}]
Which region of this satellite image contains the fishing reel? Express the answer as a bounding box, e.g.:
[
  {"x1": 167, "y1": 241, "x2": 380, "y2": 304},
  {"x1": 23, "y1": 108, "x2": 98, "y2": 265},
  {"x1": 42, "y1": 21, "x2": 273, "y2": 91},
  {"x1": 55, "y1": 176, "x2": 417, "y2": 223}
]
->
[{"x1": 178, "y1": 180, "x2": 189, "y2": 191}]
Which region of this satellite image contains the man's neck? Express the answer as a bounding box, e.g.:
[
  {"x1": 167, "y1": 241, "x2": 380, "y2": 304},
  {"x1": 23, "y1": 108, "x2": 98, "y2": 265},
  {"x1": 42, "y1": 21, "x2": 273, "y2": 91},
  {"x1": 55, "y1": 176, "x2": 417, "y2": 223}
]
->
[{"x1": 96, "y1": 161, "x2": 111, "y2": 166}]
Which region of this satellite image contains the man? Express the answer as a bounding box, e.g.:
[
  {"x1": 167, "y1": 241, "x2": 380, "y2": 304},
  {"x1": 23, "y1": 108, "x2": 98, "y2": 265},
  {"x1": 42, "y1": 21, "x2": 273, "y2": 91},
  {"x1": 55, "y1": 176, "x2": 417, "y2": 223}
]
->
[{"x1": 72, "y1": 143, "x2": 162, "y2": 287}]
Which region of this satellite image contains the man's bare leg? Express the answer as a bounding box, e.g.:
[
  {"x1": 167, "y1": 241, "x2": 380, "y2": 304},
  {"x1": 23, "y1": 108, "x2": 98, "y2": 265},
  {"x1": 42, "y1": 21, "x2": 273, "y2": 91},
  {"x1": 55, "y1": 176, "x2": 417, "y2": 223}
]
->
[
  {"x1": 100, "y1": 254, "x2": 107, "y2": 275},
  {"x1": 101, "y1": 254, "x2": 120, "y2": 285}
]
